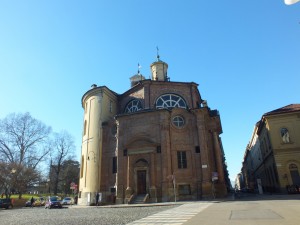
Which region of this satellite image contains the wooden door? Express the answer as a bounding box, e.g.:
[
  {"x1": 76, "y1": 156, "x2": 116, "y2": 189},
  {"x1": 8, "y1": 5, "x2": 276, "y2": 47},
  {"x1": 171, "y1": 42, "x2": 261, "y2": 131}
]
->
[{"x1": 137, "y1": 170, "x2": 146, "y2": 194}]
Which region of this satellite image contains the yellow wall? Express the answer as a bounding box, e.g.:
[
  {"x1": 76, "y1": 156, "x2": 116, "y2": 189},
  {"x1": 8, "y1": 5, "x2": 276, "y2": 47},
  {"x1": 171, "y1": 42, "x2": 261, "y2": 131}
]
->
[
  {"x1": 266, "y1": 113, "x2": 300, "y2": 189},
  {"x1": 78, "y1": 86, "x2": 117, "y2": 205}
]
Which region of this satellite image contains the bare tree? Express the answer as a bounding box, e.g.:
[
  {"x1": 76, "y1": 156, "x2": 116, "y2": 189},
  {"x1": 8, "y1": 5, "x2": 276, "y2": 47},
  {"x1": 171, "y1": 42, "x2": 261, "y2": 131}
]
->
[
  {"x1": 59, "y1": 160, "x2": 80, "y2": 195},
  {"x1": 0, "y1": 112, "x2": 51, "y2": 198},
  {"x1": 0, "y1": 162, "x2": 12, "y2": 198},
  {"x1": 49, "y1": 130, "x2": 75, "y2": 195}
]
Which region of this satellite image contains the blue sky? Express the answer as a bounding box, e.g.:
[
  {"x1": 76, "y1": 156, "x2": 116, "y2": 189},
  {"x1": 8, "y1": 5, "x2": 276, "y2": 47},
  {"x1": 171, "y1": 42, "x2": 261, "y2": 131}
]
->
[{"x1": 0, "y1": 1, "x2": 299, "y2": 182}]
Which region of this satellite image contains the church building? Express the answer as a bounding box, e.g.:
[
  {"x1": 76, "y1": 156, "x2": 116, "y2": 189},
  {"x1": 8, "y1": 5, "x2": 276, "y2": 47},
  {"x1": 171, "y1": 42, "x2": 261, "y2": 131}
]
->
[{"x1": 78, "y1": 55, "x2": 229, "y2": 205}]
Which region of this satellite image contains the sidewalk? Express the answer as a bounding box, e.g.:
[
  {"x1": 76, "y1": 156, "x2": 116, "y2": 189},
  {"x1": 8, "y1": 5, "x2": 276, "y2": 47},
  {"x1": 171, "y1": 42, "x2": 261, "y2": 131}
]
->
[
  {"x1": 71, "y1": 193, "x2": 300, "y2": 208},
  {"x1": 184, "y1": 193, "x2": 300, "y2": 225}
]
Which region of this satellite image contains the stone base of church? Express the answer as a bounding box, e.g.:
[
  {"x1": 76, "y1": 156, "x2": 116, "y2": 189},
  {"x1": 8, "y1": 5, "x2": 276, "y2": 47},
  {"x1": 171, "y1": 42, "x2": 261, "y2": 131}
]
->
[
  {"x1": 201, "y1": 181, "x2": 227, "y2": 199},
  {"x1": 78, "y1": 191, "x2": 97, "y2": 206}
]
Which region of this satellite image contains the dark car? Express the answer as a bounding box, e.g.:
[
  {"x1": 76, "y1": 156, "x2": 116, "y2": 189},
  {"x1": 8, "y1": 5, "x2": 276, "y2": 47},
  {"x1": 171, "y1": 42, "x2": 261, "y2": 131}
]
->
[
  {"x1": 0, "y1": 198, "x2": 13, "y2": 209},
  {"x1": 45, "y1": 196, "x2": 62, "y2": 209}
]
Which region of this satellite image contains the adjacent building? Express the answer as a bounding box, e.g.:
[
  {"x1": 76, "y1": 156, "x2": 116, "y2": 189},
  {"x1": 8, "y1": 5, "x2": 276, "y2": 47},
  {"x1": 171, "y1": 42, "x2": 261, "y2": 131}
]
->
[
  {"x1": 242, "y1": 104, "x2": 300, "y2": 193},
  {"x1": 78, "y1": 56, "x2": 230, "y2": 205}
]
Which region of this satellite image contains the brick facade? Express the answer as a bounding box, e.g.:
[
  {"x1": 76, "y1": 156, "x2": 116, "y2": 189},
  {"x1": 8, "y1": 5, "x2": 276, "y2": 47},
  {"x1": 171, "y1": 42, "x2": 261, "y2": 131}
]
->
[{"x1": 78, "y1": 59, "x2": 229, "y2": 205}]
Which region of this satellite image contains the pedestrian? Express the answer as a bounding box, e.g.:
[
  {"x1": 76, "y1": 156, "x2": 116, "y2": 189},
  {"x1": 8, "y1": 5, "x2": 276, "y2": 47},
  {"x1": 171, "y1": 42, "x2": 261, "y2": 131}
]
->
[
  {"x1": 74, "y1": 195, "x2": 78, "y2": 204},
  {"x1": 96, "y1": 192, "x2": 99, "y2": 206},
  {"x1": 1, "y1": 193, "x2": 4, "y2": 198},
  {"x1": 30, "y1": 196, "x2": 34, "y2": 207}
]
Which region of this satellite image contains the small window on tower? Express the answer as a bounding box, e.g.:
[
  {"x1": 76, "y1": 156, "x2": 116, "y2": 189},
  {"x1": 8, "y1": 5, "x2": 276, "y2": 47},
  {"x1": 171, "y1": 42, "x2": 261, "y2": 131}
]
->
[
  {"x1": 84, "y1": 120, "x2": 87, "y2": 136},
  {"x1": 109, "y1": 101, "x2": 113, "y2": 113}
]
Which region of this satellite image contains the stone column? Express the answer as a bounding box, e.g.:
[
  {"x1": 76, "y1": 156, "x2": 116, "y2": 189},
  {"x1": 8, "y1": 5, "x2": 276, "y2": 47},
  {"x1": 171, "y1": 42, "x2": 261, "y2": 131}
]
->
[
  {"x1": 149, "y1": 152, "x2": 157, "y2": 202},
  {"x1": 160, "y1": 112, "x2": 172, "y2": 201},
  {"x1": 212, "y1": 132, "x2": 225, "y2": 182},
  {"x1": 125, "y1": 156, "x2": 133, "y2": 199},
  {"x1": 115, "y1": 120, "x2": 125, "y2": 204},
  {"x1": 195, "y1": 111, "x2": 211, "y2": 197},
  {"x1": 212, "y1": 131, "x2": 227, "y2": 197},
  {"x1": 198, "y1": 126, "x2": 209, "y2": 182}
]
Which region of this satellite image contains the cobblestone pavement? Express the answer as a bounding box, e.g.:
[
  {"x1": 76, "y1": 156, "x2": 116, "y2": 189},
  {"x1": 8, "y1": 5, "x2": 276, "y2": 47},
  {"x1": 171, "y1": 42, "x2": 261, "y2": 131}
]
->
[{"x1": 0, "y1": 205, "x2": 179, "y2": 225}]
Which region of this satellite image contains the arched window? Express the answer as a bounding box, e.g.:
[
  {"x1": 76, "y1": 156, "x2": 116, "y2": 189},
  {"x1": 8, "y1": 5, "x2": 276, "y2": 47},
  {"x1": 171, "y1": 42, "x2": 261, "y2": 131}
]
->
[
  {"x1": 156, "y1": 94, "x2": 187, "y2": 109},
  {"x1": 124, "y1": 99, "x2": 143, "y2": 113},
  {"x1": 280, "y1": 128, "x2": 290, "y2": 143},
  {"x1": 80, "y1": 155, "x2": 84, "y2": 178}
]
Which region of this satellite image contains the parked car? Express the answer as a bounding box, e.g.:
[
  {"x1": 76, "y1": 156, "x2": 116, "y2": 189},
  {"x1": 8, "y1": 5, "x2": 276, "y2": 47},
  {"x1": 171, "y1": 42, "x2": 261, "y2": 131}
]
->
[
  {"x1": 61, "y1": 197, "x2": 74, "y2": 205},
  {"x1": 0, "y1": 198, "x2": 13, "y2": 209},
  {"x1": 25, "y1": 197, "x2": 46, "y2": 207},
  {"x1": 45, "y1": 196, "x2": 62, "y2": 209},
  {"x1": 34, "y1": 197, "x2": 45, "y2": 206}
]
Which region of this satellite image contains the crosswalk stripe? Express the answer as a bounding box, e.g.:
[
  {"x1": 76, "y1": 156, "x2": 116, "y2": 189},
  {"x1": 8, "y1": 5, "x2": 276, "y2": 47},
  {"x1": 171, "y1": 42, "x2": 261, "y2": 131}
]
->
[{"x1": 126, "y1": 202, "x2": 212, "y2": 225}]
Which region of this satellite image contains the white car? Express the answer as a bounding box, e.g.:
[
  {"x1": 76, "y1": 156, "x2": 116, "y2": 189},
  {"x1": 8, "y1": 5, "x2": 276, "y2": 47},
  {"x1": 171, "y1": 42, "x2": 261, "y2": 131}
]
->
[{"x1": 61, "y1": 197, "x2": 74, "y2": 205}]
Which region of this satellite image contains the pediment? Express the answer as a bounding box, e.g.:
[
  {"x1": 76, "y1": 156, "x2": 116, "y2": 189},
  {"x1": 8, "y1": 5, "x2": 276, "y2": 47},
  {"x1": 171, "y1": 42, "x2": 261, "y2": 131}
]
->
[
  {"x1": 127, "y1": 139, "x2": 155, "y2": 148},
  {"x1": 126, "y1": 138, "x2": 157, "y2": 155}
]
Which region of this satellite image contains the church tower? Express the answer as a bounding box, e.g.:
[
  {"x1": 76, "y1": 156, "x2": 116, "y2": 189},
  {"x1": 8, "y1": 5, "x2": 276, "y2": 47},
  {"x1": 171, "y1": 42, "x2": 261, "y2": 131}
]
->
[
  {"x1": 130, "y1": 64, "x2": 145, "y2": 87},
  {"x1": 78, "y1": 84, "x2": 117, "y2": 206},
  {"x1": 150, "y1": 53, "x2": 169, "y2": 81}
]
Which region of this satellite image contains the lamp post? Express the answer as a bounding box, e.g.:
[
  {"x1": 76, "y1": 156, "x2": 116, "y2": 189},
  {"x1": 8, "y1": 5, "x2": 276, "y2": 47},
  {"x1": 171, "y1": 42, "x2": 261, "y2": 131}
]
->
[
  {"x1": 7, "y1": 169, "x2": 17, "y2": 198},
  {"x1": 47, "y1": 179, "x2": 51, "y2": 194},
  {"x1": 173, "y1": 174, "x2": 176, "y2": 203}
]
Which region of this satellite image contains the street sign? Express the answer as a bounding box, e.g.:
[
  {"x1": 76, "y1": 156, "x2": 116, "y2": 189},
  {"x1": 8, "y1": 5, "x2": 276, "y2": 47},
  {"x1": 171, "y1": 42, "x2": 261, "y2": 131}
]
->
[
  {"x1": 70, "y1": 182, "x2": 77, "y2": 190},
  {"x1": 212, "y1": 172, "x2": 218, "y2": 181}
]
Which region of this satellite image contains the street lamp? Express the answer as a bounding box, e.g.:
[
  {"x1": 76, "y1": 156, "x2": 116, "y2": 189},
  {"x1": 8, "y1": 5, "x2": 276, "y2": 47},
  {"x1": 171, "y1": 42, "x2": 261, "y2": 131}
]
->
[
  {"x1": 47, "y1": 179, "x2": 51, "y2": 194},
  {"x1": 284, "y1": 0, "x2": 300, "y2": 5}
]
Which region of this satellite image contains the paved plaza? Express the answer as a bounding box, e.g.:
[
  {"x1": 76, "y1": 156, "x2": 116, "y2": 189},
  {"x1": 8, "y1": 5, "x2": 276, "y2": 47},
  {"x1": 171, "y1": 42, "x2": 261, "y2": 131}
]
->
[
  {"x1": 184, "y1": 194, "x2": 300, "y2": 225},
  {"x1": 1, "y1": 194, "x2": 300, "y2": 225}
]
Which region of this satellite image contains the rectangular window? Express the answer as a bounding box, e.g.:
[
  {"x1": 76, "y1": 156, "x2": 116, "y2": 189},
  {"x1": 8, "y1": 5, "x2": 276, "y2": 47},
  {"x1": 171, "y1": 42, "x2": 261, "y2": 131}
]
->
[
  {"x1": 112, "y1": 157, "x2": 117, "y2": 173},
  {"x1": 177, "y1": 151, "x2": 187, "y2": 169},
  {"x1": 109, "y1": 101, "x2": 113, "y2": 113},
  {"x1": 157, "y1": 146, "x2": 161, "y2": 153},
  {"x1": 178, "y1": 184, "x2": 191, "y2": 195},
  {"x1": 80, "y1": 155, "x2": 84, "y2": 178}
]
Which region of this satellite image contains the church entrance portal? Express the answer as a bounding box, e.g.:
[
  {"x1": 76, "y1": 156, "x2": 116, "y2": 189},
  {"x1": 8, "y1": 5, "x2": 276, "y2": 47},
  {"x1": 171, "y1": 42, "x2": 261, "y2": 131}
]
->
[{"x1": 137, "y1": 170, "x2": 147, "y2": 194}]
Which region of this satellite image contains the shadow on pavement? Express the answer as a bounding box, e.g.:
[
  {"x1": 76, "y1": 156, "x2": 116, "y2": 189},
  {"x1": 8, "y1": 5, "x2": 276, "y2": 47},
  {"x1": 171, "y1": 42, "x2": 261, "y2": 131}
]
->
[{"x1": 229, "y1": 192, "x2": 300, "y2": 202}]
